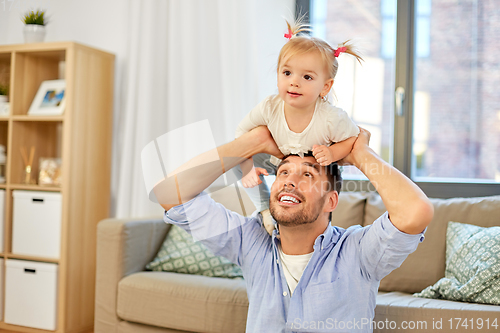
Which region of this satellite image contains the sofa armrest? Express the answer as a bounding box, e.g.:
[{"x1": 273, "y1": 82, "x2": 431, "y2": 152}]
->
[{"x1": 95, "y1": 216, "x2": 170, "y2": 332}]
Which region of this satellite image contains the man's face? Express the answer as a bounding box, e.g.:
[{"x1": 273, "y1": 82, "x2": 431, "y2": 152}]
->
[{"x1": 269, "y1": 155, "x2": 332, "y2": 227}]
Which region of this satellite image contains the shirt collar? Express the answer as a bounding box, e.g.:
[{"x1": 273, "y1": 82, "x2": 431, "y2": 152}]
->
[{"x1": 271, "y1": 221, "x2": 342, "y2": 252}]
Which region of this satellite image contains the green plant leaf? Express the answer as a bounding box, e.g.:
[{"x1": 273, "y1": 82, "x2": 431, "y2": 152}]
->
[{"x1": 22, "y1": 9, "x2": 47, "y2": 25}]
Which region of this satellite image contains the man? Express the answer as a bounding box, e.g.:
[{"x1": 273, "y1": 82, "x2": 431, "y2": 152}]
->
[{"x1": 155, "y1": 126, "x2": 433, "y2": 333}]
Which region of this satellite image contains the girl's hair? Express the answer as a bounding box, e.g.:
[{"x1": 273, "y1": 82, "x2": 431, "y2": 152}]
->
[{"x1": 278, "y1": 19, "x2": 363, "y2": 80}]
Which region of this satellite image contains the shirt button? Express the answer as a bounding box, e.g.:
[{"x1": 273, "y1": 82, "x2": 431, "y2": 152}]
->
[{"x1": 283, "y1": 291, "x2": 287, "y2": 296}]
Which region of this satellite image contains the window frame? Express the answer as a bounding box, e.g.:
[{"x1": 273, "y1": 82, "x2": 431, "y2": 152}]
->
[{"x1": 298, "y1": 0, "x2": 500, "y2": 198}]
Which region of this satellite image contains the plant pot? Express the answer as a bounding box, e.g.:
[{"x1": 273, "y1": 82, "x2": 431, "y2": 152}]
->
[
  {"x1": 0, "y1": 95, "x2": 8, "y2": 116},
  {"x1": 23, "y1": 24, "x2": 46, "y2": 43}
]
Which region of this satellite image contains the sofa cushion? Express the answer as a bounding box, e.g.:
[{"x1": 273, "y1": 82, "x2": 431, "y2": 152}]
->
[
  {"x1": 145, "y1": 225, "x2": 243, "y2": 279},
  {"x1": 208, "y1": 183, "x2": 256, "y2": 216},
  {"x1": 415, "y1": 222, "x2": 500, "y2": 305},
  {"x1": 375, "y1": 291, "x2": 500, "y2": 333},
  {"x1": 330, "y1": 191, "x2": 368, "y2": 229},
  {"x1": 117, "y1": 272, "x2": 248, "y2": 333},
  {"x1": 118, "y1": 320, "x2": 192, "y2": 333},
  {"x1": 364, "y1": 194, "x2": 500, "y2": 294}
]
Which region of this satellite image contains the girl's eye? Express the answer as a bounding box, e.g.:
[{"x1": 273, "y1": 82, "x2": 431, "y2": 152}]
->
[
  {"x1": 304, "y1": 75, "x2": 313, "y2": 80},
  {"x1": 283, "y1": 70, "x2": 291, "y2": 76},
  {"x1": 304, "y1": 172, "x2": 312, "y2": 178},
  {"x1": 279, "y1": 170, "x2": 289, "y2": 176}
]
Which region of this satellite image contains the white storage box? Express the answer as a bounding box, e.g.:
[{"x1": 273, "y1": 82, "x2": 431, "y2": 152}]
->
[
  {"x1": 5, "y1": 259, "x2": 58, "y2": 330},
  {"x1": 12, "y1": 190, "x2": 62, "y2": 259},
  {"x1": 0, "y1": 189, "x2": 4, "y2": 252}
]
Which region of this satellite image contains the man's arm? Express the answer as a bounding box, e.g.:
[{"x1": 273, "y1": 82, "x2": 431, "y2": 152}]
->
[
  {"x1": 340, "y1": 128, "x2": 433, "y2": 234},
  {"x1": 154, "y1": 126, "x2": 283, "y2": 211}
]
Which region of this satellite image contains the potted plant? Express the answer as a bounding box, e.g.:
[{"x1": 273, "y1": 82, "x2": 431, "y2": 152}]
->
[{"x1": 22, "y1": 9, "x2": 48, "y2": 43}]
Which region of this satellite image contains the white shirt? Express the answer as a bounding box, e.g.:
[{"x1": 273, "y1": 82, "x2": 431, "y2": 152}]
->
[
  {"x1": 235, "y1": 95, "x2": 360, "y2": 161},
  {"x1": 278, "y1": 245, "x2": 314, "y2": 295}
]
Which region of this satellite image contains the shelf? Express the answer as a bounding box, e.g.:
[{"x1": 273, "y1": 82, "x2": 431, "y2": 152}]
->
[
  {"x1": 11, "y1": 50, "x2": 64, "y2": 116},
  {"x1": 0, "y1": 322, "x2": 58, "y2": 333},
  {"x1": 9, "y1": 121, "x2": 62, "y2": 184},
  {"x1": 0, "y1": 41, "x2": 115, "y2": 333},
  {"x1": 9, "y1": 184, "x2": 61, "y2": 192},
  {"x1": 12, "y1": 115, "x2": 64, "y2": 122},
  {"x1": 4, "y1": 253, "x2": 59, "y2": 264}
]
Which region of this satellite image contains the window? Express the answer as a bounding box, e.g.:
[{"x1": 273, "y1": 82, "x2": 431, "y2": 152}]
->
[{"x1": 302, "y1": 0, "x2": 500, "y2": 197}]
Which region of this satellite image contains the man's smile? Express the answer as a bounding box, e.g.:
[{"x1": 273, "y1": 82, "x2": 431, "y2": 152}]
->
[{"x1": 277, "y1": 191, "x2": 303, "y2": 206}]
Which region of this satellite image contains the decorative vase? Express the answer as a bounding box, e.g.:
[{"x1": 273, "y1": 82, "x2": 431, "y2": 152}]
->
[{"x1": 23, "y1": 24, "x2": 46, "y2": 43}]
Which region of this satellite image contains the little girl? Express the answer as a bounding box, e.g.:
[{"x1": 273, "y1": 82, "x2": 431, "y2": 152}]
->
[{"x1": 235, "y1": 19, "x2": 362, "y2": 235}]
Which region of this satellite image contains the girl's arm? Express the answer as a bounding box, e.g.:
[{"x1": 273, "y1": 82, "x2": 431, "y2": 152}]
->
[{"x1": 312, "y1": 136, "x2": 357, "y2": 166}]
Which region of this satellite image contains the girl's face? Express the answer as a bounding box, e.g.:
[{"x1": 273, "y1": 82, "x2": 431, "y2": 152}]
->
[{"x1": 277, "y1": 51, "x2": 333, "y2": 112}]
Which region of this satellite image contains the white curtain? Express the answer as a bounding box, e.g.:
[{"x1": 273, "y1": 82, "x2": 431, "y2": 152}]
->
[{"x1": 112, "y1": 0, "x2": 294, "y2": 218}]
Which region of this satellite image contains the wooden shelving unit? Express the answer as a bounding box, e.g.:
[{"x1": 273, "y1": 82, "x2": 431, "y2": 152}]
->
[{"x1": 0, "y1": 42, "x2": 114, "y2": 333}]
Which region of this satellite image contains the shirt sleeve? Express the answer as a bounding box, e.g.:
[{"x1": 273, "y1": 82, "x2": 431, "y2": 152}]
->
[
  {"x1": 356, "y1": 211, "x2": 425, "y2": 281},
  {"x1": 164, "y1": 192, "x2": 269, "y2": 267},
  {"x1": 326, "y1": 107, "x2": 360, "y2": 143},
  {"x1": 235, "y1": 96, "x2": 271, "y2": 138}
]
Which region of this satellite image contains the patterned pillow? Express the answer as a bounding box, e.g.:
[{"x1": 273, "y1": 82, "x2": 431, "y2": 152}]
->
[
  {"x1": 414, "y1": 221, "x2": 500, "y2": 305},
  {"x1": 145, "y1": 225, "x2": 243, "y2": 279}
]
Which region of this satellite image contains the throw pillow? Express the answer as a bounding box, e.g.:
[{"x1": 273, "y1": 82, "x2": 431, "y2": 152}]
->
[
  {"x1": 414, "y1": 221, "x2": 500, "y2": 305},
  {"x1": 145, "y1": 225, "x2": 243, "y2": 279}
]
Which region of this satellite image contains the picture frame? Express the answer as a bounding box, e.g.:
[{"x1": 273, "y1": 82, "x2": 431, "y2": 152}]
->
[
  {"x1": 38, "y1": 157, "x2": 62, "y2": 186},
  {"x1": 28, "y1": 79, "x2": 66, "y2": 116}
]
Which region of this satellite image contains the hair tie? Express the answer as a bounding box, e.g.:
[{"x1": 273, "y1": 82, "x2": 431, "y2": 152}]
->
[
  {"x1": 284, "y1": 28, "x2": 293, "y2": 40},
  {"x1": 334, "y1": 46, "x2": 347, "y2": 57}
]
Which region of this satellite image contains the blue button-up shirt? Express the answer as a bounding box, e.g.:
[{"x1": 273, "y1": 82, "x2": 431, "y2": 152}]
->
[{"x1": 165, "y1": 193, "x2": 425, "y2": 333}]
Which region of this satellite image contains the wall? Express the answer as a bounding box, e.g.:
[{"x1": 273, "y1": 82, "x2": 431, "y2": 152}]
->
[
  {"x1": 0, "y1": 0, "x2": 128, "y2": 55},
  {"x1": 1, "y1": 0, "x2": 129, "y2": 216}
]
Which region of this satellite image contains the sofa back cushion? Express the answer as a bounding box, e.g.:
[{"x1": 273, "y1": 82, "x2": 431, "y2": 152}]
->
[
  {"x1": 364, "y1": 193, "x2": 500, "y2": 294},
  {"x1": 209, "y1": 184, "x2": 256, "y2": 216},
  {"x1": 331, "y1": 191, "x2": 368, "y2": 229}
]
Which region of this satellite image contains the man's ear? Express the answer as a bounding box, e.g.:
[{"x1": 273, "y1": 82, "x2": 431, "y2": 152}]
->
[{"x1": 323, "y1": 190, "x2": 339, "y2": 213}]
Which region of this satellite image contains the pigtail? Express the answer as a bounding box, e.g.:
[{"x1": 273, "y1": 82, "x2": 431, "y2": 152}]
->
[
  {"x1": 284, "y1": 14, "x2": 311, "y2": 39},
  {"x1": 335, "y1": 40, "x2": 363, "y2": 64}
]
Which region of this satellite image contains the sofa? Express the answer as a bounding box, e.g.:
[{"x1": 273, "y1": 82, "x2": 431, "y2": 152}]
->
[{"x1": 95, "y1": 187, "x2": 500, "y2": 333}]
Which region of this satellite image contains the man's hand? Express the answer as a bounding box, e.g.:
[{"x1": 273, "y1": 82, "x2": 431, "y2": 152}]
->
[
  {"x1": 246, "y1": 126, "x2": 283, "y2": 159},
  {"x1": 338, "y1": 127, "x2": 371, "y2": 167}
]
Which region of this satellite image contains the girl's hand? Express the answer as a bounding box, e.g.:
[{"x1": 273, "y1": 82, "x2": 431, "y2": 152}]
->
[
  {"x1": 242, "y1": 167, "x2": 269, "y2": 188},
  {"x1": 312, "y1": 144, "x2": 334, "y2": 166}
]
